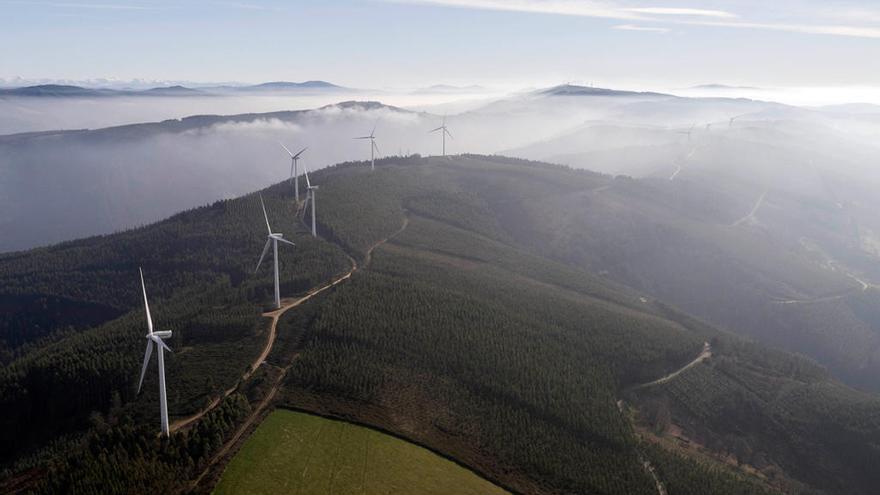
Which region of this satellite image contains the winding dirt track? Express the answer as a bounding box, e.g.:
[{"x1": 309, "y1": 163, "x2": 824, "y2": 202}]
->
[
  {"x1": 623, "y1": 342, "x2": 711, "y2": 495},
  {"x1": 635, "y1": 342, "x2": 711, "y2": 389},
  {"x1": 189, "y1": 211, "x2": 410, "y2": 488},
  {"x1": 732, "y1": 190, "x2": 767, "y2": 227},
  {"x1": 669, "y1": 146, "x2": 697, "y2": 181},
  {"x1": 170, "y1": 265, "x2": 355, "y2": 433}
]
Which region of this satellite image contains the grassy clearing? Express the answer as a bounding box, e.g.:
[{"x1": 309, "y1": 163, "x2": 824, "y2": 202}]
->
[{"x1": 214, "y1": 409, "x2": 508, "y2": 495}]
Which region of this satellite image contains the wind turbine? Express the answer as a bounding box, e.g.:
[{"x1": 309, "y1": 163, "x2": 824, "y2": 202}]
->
[
  {"x1": 429, "y1": 116, "x2": 453, "y2": 157},
  {"x1": 136, "y1": 267, "x2": 173, "y2": 437},
  {"x1": 354, "y1": 124, "x2": 380, "y2": 171},
  {"x1": 678, "y1": 123, "x2": 696, "y2": 142},
  {"x1": 255, "y1": 194, "x2": 295, "y2": 309},
  {"x1": 303, "y1": 163, "x2": 318, "y2": 237},
  {"x1": 280, "y1": 143, "x2": 307, "y2": 203}
]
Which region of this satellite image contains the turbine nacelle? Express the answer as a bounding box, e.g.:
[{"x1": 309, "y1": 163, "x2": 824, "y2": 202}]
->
[{"x1": 279, "y1": 142, "x2": 307, "y2": 160}]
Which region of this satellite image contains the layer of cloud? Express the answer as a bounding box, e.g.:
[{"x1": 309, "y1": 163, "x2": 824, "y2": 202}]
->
[
  {"x1": 393, "y1": 0, "x2": 880, "y2": 39},
  {"x1": 613, "y1": 24, "x2": 670, "y2": 33},
  {"x1": 623, "y1": 7, "x2": 736, "y2": 19},
  {"x1": 3, "y1": 1, "x2": 154, "y2": 10},
  {"x1": 389, "y1": 0, "x2": 642, "y2": 21}
]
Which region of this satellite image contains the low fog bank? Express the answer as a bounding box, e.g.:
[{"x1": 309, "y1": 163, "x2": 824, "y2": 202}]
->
[
  {"x1": 4, "y1": 85, "x2": 880, "y2": 253},
  {"x1": 0, "y1": 102, "x2": 449, "y2": 252},
  {"x1": 0, "y1": 88, "x2": 510, "y2": 135},
  {"x1": 672, "y1": 85, "x2": 880, "y2": 108}
]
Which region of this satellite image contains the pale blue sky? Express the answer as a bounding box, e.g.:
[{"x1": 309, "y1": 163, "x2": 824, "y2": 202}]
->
[{"x1": 2, "y1": 0, "x2": 879, "y2": 89}]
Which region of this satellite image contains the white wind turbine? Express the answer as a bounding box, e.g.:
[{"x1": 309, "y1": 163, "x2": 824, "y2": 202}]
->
[
  {"x1": 303, "y1": 163, "x2": 319, "y2": 237},
  {"x1": 255, "y1": 194, "x2": 295, "y2": 309},
  {"x1": 280, "y1": 143, "x2": 307, "y2": 203},
  {"x1": 354, "y1": 124, "x2": 380, "y2": 171},
  {"x1": 678, "y1": 123, "x2": 696, "y2": 142},
  {"x1": 429, "y1": 116, "x2": 453, "y2": 157},
  {"x1": 136, "y1": 267, "x2": 173, "y2": 437}
]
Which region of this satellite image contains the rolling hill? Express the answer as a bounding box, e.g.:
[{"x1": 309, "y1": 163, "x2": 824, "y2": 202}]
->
[{"x1": 2, "y1": 155, "x2": 880, "y2": 494}]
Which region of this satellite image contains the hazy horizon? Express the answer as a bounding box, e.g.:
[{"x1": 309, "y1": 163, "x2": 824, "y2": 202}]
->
[{"x1": 4, "y1": 0, "x2": 880, "y2": 100}]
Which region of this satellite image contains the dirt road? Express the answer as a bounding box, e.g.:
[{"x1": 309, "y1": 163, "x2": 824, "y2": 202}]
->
[
  {"x1": 189, "y1": 212, "x2": 411, "y2": 488},
  {"x1": 636, "y1": 342, "x2": 711, "y2": 388}
]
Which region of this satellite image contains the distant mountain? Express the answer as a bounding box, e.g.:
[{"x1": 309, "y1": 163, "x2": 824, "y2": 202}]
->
[
  {"x1": 0, "y1": 84, "x2": 113, "y2": 97},
  {"x1": 0, "y1": 84, "x2": 204, "y2": 97},
  {"x1": 0, "y1": 80, "x2": 347, "y2": 97},
  {"x1": 536, "y1": 84, "x2": 669, "y2": 98},
  {"x1": 141, "y1": 85, "x2": 204, "y2": 96},
  {"x1": 235, "y1": 80, "x2": 347, "y2": 92}
]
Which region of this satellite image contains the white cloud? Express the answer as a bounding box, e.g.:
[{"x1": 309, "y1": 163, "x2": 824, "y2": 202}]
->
[
  {"x1": 211, "y1": 1, "x2": 282, "y2": 11},
  {"x1": 388, "y1": 0, "x2": 642, "y2": 21},
  {"x1": 393, "y1": 0, "x2": 880, "y2": 39},
  {"x1": 681, "y1": 19, "x2": 880, "y2": 39},
  {"x1": 614, "y1": 24, "x2": 670, "y2": 33},
  {"x1": 624, "y1": 7, "x2": 736, "y2": 18},
  {"x1": 4, "y1": 1, "x2": 154, "y2": 10}
]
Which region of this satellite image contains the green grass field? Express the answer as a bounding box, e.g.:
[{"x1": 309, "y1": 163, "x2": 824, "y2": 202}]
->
[{"x1": 214, "y1": 409, "x2": 509, "y2": 495}]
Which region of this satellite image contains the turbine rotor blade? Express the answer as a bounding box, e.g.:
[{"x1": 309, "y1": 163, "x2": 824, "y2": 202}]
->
[
  {"x1": 372, "y1": 140, "x2": 380, "y2": 156},
  {"x1": 429, "y1": 127, "x2": 443, "y2": 133},
  {"x1": 354, "y1": 136, "x2": 371, "y2": 139},
  {"x1": 276, "y1": 237, "x2": 296, "y2": 247},
  {"x1": 139, "y1": 267, "x2": 153, "y2": 334},
  {"x1": 153, "y1": 336, "x2": 172, "y2": 354},
  {"x1": 255, "y1": 238, "x2": 271, "y2": 273},
  {"x1": 137, "y1": 340, "x2": 153, "y2": 394},
  {"x1": 444, "y1": 128, "x2": 453, "y2": 139},
  {"x1": 279, "y1": 142, "x2": 294, "y2": 157},
  {"x1": 259, "y1": 194, "x2": 272, "y2": 233},
  {"x1": 304, "y1": 163, "x2": 312, "y2": 188},
  {"x1": 293, "y1": 147, "x2": 308, "y2": 159}
]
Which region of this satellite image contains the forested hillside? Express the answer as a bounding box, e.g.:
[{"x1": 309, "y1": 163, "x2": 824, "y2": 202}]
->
[
  {"x1": 0, "y1": 187, "x2": 351, "y2": 467},
  {"x1": 3, "y1": 154, "x2": 880, "y2": 493}
]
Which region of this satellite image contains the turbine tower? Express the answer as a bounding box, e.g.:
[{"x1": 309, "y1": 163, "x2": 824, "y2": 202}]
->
[
  {"x1": 303, "y1": 163, "x2": 319, "y2": 237},
  {"x1": 678, "y1": 123, "x2": 696, "y2": 142},
  {"x1": 280, "y1": 143, "x2": 307, "y2": 203},
  {"x1": 255, "y1": 194, "x2": 295, "y2": 309},
  {"x1": 136, "y1": 268, "x2": 173, "y2": 437},
  {"x1": 354, "y1": 124, "x2": 379, "y2": 171},
  {"x1": 429, "y1": 116, "x2": 453, "y2": 157}
]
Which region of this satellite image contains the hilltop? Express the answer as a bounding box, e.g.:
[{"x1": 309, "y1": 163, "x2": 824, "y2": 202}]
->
[{"x1": 1, "y1": 155, "x2": 879, "y2": 494}]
